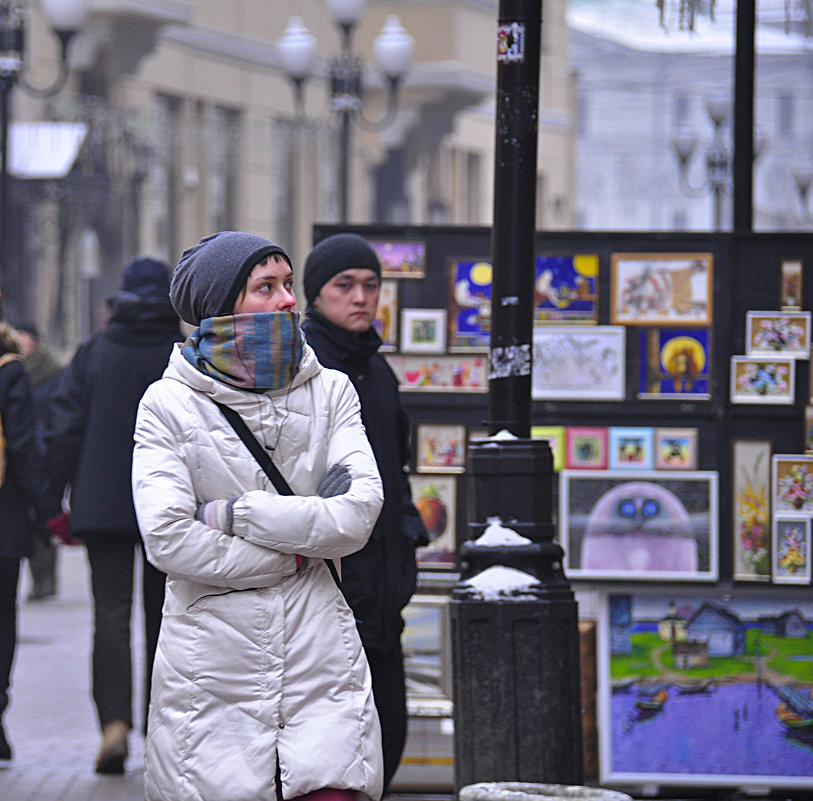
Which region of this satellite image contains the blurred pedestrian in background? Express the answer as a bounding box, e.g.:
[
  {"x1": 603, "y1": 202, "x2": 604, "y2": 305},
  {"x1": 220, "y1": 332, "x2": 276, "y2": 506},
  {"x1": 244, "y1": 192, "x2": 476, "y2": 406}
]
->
[
  {"x1": 132, "y1": 231, "x2": 384, "y2": 801},
  {"x1": 13, "y1": 322, "x2": 64, "y2": 601},
  {"x1": 45, "y1": 258, "x2": 181, "y2": 774},
  {"x1": 303, "y1": 233, "x2": 428, "y2": 792},
  {"x1": 0, "y1": 319, "x2": 60, "y2": 764}
]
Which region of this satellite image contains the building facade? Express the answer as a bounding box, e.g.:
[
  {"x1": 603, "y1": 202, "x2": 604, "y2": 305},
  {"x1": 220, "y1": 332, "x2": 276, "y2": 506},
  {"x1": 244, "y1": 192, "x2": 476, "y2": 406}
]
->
[{"x1": 5, "y1": 0, "x2": 576, "y2": 349}]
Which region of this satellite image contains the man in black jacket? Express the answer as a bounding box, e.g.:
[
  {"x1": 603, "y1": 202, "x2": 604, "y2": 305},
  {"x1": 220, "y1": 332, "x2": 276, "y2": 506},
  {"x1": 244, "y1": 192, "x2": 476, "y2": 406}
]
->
[
  {"x1": 45, "y1": 258, "x2": 181, "y2": 774},
  {"x1": 302, "y1": 234, "x2": 428, "y2": 793}
]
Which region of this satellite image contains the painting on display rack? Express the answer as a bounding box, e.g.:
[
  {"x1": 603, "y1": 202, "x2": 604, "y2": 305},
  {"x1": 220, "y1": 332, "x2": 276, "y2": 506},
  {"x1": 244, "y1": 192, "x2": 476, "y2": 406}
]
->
[
  {"x1": 368, "y1": 240, "x2": 426, "y2": 278},
  {"x1": 745, "y1": 311, "x2": 811, "y2": 360},
  {"x1": 558, "y1": 470, "x2": 718, "y2": 581},
  {"x1": 732, "y1": 439, "x2": 771, "y2": 582},
  {"x1": 409, "y1": 474, "x2": 458, "y2": 569},
  {"x1": 599, "y1": 589, "x2": 813, "y2": 790},
  {"x1": 639, "y1": 328, "x2": 711, "y2": 400},
  {"x1": 534, "y1": 254, "x2": 599, "y2": 323},
  {"x1": 532, "y1": 326, "x2": 625, "y2": 401},
  {"x1": 730, "y1": 356, "x2": 795, "y2": 405},
  {"x1": 610, "y1": 252, "x2": 713, "y2": 326}
]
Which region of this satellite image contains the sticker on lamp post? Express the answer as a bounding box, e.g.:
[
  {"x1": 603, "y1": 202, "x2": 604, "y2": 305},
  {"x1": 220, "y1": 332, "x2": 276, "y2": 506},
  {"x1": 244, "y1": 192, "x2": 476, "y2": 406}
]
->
[{"x1": 497, "y1": 22, "x2": 525, "y2": 64}]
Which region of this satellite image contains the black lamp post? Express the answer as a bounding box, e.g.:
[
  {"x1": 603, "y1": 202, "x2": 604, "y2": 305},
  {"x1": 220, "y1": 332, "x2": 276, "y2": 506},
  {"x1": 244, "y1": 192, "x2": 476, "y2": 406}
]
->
[
  {"x1": 0, "y1": 0, "x2": 87, "y2": 315},
  {"x1": 277, "y1": 0, "x2": 414, "y2": 224}
]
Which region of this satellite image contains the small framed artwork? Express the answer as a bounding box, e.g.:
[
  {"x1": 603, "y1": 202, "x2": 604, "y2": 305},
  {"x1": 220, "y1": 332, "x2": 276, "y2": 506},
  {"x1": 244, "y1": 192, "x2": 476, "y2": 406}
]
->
[
  {"x1": 565, "y1": 426, "x2": 608, "y2": 470},
  {"x1": 730, "y1": 356, "x2": 795, "y2": 404},
  {"x1": 373, "y1": 279, "x2": 398, "y2": 351},
  {"x1": 732, "y1": 439, "x2": 771, "y2": 581},
  {"x1": 416, "y1": 423, "x2": 466, "y2": 473},
  {"x1": 745, "y1": 310, "x2": 811, "y2": 359},
  {"x1": 806, "y1": 406, "x2": 813, "y2": 453},
  {"x1": 369, "y1": 239, "x2": 426, "y2": 278},
  {"x1": 531, "y1": 426, "x2": 566, "y2": 472},
  {"x1": 386, "y1": 354, "x2": 486, "y2": 392},
  {"x1": 559, "y1": 469, "x2": 719, "y2": 581},
  {"x1": 610, "y1": 252, "x2": 713, "y2": 326},
  {"x1": 409, "y1": 474, "x2": 458, "y2": 569},
  {"x1": 401, "y1": 594, "x2": 453, "y2": 702},
  {"x1": 534, "y1": 254, "x2": 599, "y2": 324},
  {"x1": 772, "y1": 517, "x2": 811, "y2": 584},
  {"x1": 448, "y1": 259, "x2": 492, "y2": 351},
  {"x1": 639, "y1": 328, "x2": 711, "y2": 400},
  {"x1": 780, "y1": 259, "x2": 803, "y2": 308},
  {"x1": 608, "y1": 427, "x2": 654, "y2": 470},
  {"x1": 772, "y1": 454, "x2": 813, "y2": 516},
  {"x1": 401, "y1": 309, "x2": 447, "y2": 354},
  {"x1": 654, "y1": 427, "x2": 698, "y2": 470},
  {"x1": 532, "y1": 325, "x2": 625, "y2": 401}
]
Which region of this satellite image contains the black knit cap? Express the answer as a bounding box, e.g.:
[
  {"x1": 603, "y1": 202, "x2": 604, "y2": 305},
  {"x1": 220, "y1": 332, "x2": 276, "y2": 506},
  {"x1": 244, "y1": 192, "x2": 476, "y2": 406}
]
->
[
  {"x1": 303, "y1": 233, "x2": 381, "y2": 308},
  {"x1": 170, "y1": 231, "x2": 290, "y2": 325}
]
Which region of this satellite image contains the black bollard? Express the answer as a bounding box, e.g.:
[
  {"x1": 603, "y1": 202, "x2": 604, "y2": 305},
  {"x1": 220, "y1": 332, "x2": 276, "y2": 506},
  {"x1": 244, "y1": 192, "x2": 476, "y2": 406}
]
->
[{"x1": 451, "y1": 439, "x2": 583, "y2": 789}]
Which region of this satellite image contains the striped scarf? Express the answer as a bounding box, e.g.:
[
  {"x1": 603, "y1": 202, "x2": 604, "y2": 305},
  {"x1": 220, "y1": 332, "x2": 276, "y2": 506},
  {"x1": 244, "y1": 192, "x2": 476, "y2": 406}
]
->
[{"x1": 182, "y1": 311, "x2": 303, "y2": 390}]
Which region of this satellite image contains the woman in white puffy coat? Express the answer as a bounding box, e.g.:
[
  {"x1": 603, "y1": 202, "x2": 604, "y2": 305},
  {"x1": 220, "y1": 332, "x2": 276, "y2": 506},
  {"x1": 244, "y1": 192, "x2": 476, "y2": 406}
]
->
[{"x1": 131, "y1": 231, "x2": 385, "y2": 801}]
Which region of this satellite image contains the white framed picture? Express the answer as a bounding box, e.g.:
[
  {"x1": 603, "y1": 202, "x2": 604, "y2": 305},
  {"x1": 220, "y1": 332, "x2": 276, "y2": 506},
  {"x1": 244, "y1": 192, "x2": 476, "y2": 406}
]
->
[{"x1": 401, "y1": 308, "x2": 447, "y2": 354}]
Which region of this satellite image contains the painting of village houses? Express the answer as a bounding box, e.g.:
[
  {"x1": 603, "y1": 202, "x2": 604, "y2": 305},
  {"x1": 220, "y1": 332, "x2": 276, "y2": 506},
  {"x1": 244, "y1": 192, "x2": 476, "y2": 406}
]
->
[{"x1": 600, "y1": 592, "x2": 813, "y2": 789}]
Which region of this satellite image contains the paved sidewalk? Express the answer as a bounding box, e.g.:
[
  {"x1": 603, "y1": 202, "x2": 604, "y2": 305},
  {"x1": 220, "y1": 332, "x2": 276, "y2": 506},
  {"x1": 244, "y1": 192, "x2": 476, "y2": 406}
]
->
[{"x1": 0, "y1": 544, "x2": 147, "y2": 801}]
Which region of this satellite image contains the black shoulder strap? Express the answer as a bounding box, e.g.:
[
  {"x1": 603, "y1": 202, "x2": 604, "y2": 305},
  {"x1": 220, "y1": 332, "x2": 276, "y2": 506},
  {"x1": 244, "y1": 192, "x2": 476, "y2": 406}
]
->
[
  {"x1": 213, "y1": 400, "x2": 292, "y2": 496},
  {"x1": 213, "y1": 400, "x2": 344, "y2": 593}
]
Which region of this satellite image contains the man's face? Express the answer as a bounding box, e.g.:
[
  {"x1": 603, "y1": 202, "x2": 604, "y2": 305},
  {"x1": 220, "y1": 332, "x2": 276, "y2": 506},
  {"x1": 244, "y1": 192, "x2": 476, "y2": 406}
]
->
[
  {"x1": 233, "y1": 255, "x2": 297, "y2": 315},
  {"x1": 313, "y1": 268, "x2": 380, "y2": 333}
]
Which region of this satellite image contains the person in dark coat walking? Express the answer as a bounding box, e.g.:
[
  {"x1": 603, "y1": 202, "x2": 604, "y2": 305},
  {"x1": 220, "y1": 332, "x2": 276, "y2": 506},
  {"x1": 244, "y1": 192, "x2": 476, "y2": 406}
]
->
[
  {"x1": 45, "y1": 257, "x2": 181, "y2": 774},
  {"x1": 14, "y1": 322, "x2": 64, "y2": 600},
  {"x1": 302, "y1": 233, "x2": 428, "y2": 792},
  {"x1": 0, "y1": 320, "x2": 59, "y2": 764}
]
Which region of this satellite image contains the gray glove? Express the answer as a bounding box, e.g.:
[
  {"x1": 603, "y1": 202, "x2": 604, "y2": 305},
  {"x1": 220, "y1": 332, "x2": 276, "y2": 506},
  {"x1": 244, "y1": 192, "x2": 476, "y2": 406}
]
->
[{"x1": 317, "y1": 464, "x2": 351, "y2": 498}]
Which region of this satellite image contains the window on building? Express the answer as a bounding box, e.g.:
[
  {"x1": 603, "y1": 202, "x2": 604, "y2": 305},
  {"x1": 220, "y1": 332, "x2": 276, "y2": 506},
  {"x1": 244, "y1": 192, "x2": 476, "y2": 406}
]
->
[
  {"x1": 152, "y1": 94, "x2": 183, "y2": 263},
  {"x1": 777, "y1": 94, "x2": 793, "y2": 140},
  {"x1": 210, "y1": 106, "x2": 240, "y2": 231}
]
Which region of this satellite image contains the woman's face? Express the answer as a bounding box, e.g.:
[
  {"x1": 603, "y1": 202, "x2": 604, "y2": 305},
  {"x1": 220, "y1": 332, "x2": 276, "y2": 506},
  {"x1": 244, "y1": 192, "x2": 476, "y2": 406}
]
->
[{"x1": 233, "y1": 255, "x2": 297, "y2": 314}]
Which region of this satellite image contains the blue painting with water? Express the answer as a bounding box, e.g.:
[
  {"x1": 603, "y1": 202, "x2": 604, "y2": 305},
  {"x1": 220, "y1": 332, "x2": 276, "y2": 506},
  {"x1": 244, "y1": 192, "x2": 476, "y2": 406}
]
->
[{"x1": 604, "y1": 592, "x2": 813, "y2": 789}]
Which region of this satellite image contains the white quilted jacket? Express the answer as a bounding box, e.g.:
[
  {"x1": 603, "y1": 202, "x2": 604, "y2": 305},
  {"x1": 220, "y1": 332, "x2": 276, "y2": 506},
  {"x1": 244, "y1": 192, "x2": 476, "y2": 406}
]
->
[{"x1": 132, "y1": 343, "x2": 384, "y2": 801}]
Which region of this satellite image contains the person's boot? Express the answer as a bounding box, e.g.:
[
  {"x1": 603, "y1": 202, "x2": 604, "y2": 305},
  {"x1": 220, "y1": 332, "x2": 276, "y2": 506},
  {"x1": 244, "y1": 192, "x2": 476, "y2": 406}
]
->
[{"x1": 95, "y1": 720, "x2": 128, "y2": 774}]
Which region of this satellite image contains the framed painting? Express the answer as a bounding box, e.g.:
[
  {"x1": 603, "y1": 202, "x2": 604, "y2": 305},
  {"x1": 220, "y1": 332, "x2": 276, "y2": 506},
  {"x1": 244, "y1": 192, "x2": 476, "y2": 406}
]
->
[
  {"x1": 533, "y1": 254, "x2": 599, "y2": 323},
  {"x1": 386, "y1": 354, "x2": 486, "y2": 392},
  {"x1": 730, "y1": 356, "x2": 795, "y2": 405},
  {"x1": 806, "y1": 406, "x2": 813, "y2": 453},
  {"x1": 531, "y1": 425, "x2": 566, "y2": 472},
  {"x1": 409, "y1": 474, "x2": 458, "y2": 569},
  {"x1": 401, "y1": 594, "x2": 453, "y2": 702},
  {"x1": 780, "y1": 259, "x2": 803, "y2": 309},
  {"x1": 416, "y1": 423, "x2": 466, "y2": 473},
  {"x1": 448, "y1": 259, "x2": 491, "y2": 351},
  {"x1": 532, "y1": 325, "x2": 625, "y2": 401},
  {"x1": 401, "y1": 308, "x2": 447, "y2": 354},
  {"x1": 772, "y1": 517, "x2": 811, "y2": 584},
  {"x1": 565, "y1": 427, "x2": 608, "y2": 470},
  {"x1": 654, "y1": 427, "x2": 698, "y2": 470},
  {"x1": 559, "y1": 470, "x2": 719, "y2": 581},
  {"x1": 732, "y1": 439, "x2": 771, "y2": 582},
  {"x1": 745, "y1": 311, "x2": 811, "y2": 359},
  {"x1": 638, "y1": 328, "x2": 711, "y2": 400},
  {"x1": 373, "y1": 279, "x2": 398, "y2": 351},
  {"x1": 599, "y1": 588, "x2": 813, "y2": 790},
  {"x1": 772, "y1": 454, "x2": 813, "y2": 516},
  {"x1": 610, "y1": 252, "x2": 713, "y2": 326},
  {"x1": 608, "y1": 427, "x2": 654, "y2": 470},
  {"x1": 368, "y1": 239, "x2": 426, "y2": 278}
]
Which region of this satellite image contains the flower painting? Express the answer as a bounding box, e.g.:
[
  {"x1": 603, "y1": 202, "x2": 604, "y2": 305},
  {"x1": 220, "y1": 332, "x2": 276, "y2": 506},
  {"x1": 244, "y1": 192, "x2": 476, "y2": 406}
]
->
[
  {"x1": 772, "y1": 517, "x2": 810, "y2": 584},
  {"x1": 746, "y1": 311, "x2": 810, "y2": 359},
  {"x1": 732, "y1": 440, "x2": 771, "y2": 581},
  {"x1": 730, "y1": 356, "x2": 794, "y2": 404},
  {"x1": 773, "y1": 455, "x2": 813, "y2": 515}
]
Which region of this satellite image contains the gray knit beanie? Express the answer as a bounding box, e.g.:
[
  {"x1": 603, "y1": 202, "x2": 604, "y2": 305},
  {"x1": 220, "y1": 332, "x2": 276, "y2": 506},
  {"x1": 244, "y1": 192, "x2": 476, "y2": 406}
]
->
[
  {"x1": 170, "y1": 231, "x2": 290, "y2": 325},
  {"x1": 303, "y1": 233, "x2": 381, "y2": 308}
]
